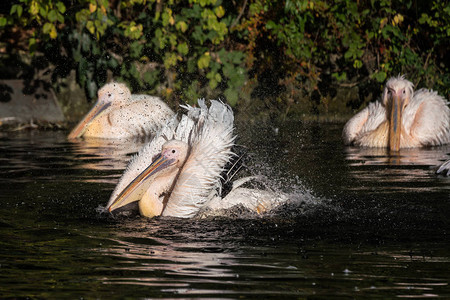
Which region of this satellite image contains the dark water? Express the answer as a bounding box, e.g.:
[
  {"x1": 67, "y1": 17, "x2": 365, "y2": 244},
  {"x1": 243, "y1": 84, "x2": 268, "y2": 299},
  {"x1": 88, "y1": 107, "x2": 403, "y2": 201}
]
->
[{"x1": 1, "y1": 122, "x2": 449, "y2": 298}]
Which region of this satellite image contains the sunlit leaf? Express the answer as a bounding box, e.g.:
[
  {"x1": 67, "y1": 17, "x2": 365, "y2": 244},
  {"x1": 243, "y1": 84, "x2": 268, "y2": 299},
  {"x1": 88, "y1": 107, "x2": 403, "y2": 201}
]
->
[
  {"x1": 197, "y1": 53, "x2": 210, "y2": 69},
  {"x1": 30, "y1": 1, "x2": 39, "y2": 15},
  {"x1": 49, "y1": 25, "x2": 57, "y2": 39},
  {"x1": 214, "y1": 6, "x2": 225, "y2": 18},
  {"x1": 89, "y1": 3, "x2": 97, "y2": 13},
  {"x1": 86, "y1": 20, "x2": 95, "y2": 35},
  {"x1": 176, "y1": 21, "x2": 188, "y2": 32},
  {"x1": 43, "y1": 22, "x2": 52, "y2": 34}
]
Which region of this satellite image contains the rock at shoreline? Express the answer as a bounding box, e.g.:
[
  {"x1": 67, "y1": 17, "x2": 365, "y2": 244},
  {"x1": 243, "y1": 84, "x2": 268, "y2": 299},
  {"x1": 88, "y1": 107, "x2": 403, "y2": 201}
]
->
[{"x1": 0, "y1": 80, "x2": 65, "y2": 125}]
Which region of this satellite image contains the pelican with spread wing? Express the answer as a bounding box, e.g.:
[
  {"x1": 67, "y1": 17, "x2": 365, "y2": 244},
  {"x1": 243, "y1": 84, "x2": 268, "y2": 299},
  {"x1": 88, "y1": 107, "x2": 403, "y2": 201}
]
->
[
  {"x1": 343, "y1": 76, "x2": 450, "y2": 151},
  {"x1": 68, "y1": 82, "x2": 174, "y2": 140},
  {"x1": 106, "y1": 100, "x2": 286, "y2": 218}
]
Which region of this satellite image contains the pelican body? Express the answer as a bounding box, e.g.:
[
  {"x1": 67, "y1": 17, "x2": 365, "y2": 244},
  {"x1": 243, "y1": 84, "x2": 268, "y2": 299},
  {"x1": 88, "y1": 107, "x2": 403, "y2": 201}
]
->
[
  {"x1": 106, "y1": 100, "x2": 235, "y2": 218},
  {"x1": 106, "y1": 100, "x2": 286, "y2": 218},
  {"x1": 68, "y1": 82, "x2": 174, "y2": 140},
  {"x1": 343, "y1": 76, "x2": 450, "y2": 151}
]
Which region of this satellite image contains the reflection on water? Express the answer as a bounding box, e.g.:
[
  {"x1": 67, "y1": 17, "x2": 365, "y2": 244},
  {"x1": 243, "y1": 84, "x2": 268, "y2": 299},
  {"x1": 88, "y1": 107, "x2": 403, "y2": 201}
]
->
[
  {"x1": 343, "y1": 144, "x2": 450, "y2": 194},
  {"x1": 0, "y1": 122, "x2": 450, "y2": 298},
  {"x1": 69, "y1": 137, "x2": 148, "y2": 184},
  {"x1": 345, "y1": 145, "x2": 450, "y2": 167},
  {"x1": 86, "y1": 221, "x2": 450, "y2": 298}
]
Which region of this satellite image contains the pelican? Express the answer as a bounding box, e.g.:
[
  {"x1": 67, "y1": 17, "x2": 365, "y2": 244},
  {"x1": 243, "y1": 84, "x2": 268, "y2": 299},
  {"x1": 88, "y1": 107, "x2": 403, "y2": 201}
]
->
[
  {"x1": 105, "y1": 100, "x2": 286, "y2": 218},
  {"x1": 343, "y1": 76, "x2": 450, "y2": 151},
  {"x1": 436, "y1": 160, "x2": 450, "y2": 176},
  {"x1": 68, "y1": 82, "x2": 174, "y2": 140}
]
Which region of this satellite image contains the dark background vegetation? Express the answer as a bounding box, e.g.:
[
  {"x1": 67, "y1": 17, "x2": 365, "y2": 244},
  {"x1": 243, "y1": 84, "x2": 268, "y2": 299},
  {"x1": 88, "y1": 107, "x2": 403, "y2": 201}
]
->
[{"x1": 0, "y1": 0, "x2": 448, "y2": 119}]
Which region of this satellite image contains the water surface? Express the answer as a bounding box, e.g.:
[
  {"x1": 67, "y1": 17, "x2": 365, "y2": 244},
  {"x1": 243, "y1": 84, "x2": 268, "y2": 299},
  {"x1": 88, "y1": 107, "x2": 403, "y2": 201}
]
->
[{"x1": 1, "y1": 122, "x2": 449, "y2": 298}]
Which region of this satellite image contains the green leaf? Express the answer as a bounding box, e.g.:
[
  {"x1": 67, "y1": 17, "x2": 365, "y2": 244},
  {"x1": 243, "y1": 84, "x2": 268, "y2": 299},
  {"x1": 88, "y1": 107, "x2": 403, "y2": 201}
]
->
[
  {"x1": 143, "y1": 70, "x2": 158, "y2": 85},
  {"x1": 224, "y1": 88, "x2": 238, "y2": 106},
  {"x1": 43, "y1": 22, "x2": 52, "y2": 34},
  {"x1": 17, "y1": 5, "x2": 23, "y2": 17},
  {"x1": 208, "y1": 78, "x2": 218, "y2": 89},
  {"x1": 86, "y1": 21, "x2": 95, "y2": 35},
  {"x1": 332, "y1": 72, "x2": 347, "y2": 81},
  {"x1": 197, "y1": 53, "x2": 210, "y2": 69},
  {"x1": 28, "y1": 38, "x2": 36, "y2": 47},
  {"x1": 0, "y1": 17, "x2": 6, "y2": 27},
  {"x1": 176, "y1": 21, "x2": 188, "y2": 32},
  {"x1": 10, "y1": 4, "x2": 17, "y2": 15},
  {"x1": 373, "y1": 71, "x2": 387, "y2": 82},
  {"x1": 107, "y1": 57, "x2": 119, "y2": 68},
  {"x1": 57, "y1": 12, "x2": 64, "y2": 23},
  {"x1": 214, "y1": 72, "x2": 222, "y2": 83},
  {"x1": 130, "y1": 41, "x2": 144, "y2": 58},
  {"x1": 164, "y1": 52, "x2": 178, "y2": 68},
  {"x1": 56, "y1": 2, "x2": 66, "y2": 14},
  {"x1": 75, "y1": 9, "x2": 89, "y2": 23},
  {"x1": 48, "y1": 9, "x2": 58, "y2": 22},
  {"x1": 177, "y1": 42, "x2": 189, "y2": 55},
  {"x1": 266, "y1": 20, "x2": 277, "y2": 30},
  {"x1": 214, "y1": 6, "x2": 225, "y2": 18},
  {"x1": 353, "y1": 59, "x2": 363, "y2": 69},
  {"x1": 29, "y1": 1, "x2": 39, "y2": 15},
  {"x1": 39, "y1": 6, "x2": 48, "y2": 18}
]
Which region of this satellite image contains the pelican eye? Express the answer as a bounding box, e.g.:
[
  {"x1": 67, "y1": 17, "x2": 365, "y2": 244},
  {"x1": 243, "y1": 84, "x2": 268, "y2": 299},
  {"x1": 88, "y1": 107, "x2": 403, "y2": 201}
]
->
[
  {"x1": 172, "y1": 149, "x2": 176, "y2": 154},
  {"x1": 108, "y1": 93, "x2": 112, "y2": 97}
]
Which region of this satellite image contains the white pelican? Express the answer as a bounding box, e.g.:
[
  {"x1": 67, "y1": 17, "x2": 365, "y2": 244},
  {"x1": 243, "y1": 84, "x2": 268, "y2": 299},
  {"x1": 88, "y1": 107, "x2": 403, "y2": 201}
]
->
[
  {"x1": 436, "y1": 160, "x2": 450, "y2": 176},
  {"x1": 343, "y1": 76, "x2": 450, "y2": 151},
  {"x1": 68, "y1": 82, "x2": 174, "y2": 140},
  {"x1": 105, "y1": 100, "x2": 286, "y2": 218}
]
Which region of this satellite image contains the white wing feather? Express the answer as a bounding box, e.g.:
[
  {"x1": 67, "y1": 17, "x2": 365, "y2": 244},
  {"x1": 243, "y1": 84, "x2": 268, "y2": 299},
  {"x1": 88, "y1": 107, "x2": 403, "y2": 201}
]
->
[
  {"x1": 162, "y1": 100, "x2": 235, "y2": 218},
  {"x1": 343, "y1": 101, "x2": 387, "y2": 145},
  {"x1": 436, "y1": 160, "x2": 450, "y2": 176},
  {"x1": 405, "y1": 89, "x2": 450, "y2": 146}
]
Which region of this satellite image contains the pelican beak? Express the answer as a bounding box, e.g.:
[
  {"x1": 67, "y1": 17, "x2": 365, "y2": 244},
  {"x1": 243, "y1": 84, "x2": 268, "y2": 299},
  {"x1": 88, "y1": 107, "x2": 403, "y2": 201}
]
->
[
  {"x1": 68, "y1": 101, "x2": 112, "y2": 139},
  {"x1": 389, "y1": 93, "x2": 404, "y2": 152},
  {"x1": 107, "y1": 154, "x2": 175, "y2": 212}
]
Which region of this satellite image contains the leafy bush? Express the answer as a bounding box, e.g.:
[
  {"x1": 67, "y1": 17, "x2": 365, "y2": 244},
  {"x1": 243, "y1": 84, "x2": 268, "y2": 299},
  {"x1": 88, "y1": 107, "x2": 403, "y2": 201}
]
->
[
  {"x1": 0, "y1": 0, "x2": 448, "y2": 115},
  {"x1": 239, "y1": 0, "x2": 449, "y2": 112},
  {"x1": 1, "y1": 0, "x2": 247, "y2": 106}
]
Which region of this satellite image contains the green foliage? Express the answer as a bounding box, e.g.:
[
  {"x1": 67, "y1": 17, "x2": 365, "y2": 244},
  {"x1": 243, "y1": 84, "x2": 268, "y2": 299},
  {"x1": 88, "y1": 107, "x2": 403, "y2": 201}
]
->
[
  {"x1": 240, "y1": 0, "x2": 449, "y2": 111},
  {"x1": 0, "y1": 0, "x2": 448, "y2": 113},
  {"x1": 0, "y1": 0, "x2": 247, "y2": 105}
]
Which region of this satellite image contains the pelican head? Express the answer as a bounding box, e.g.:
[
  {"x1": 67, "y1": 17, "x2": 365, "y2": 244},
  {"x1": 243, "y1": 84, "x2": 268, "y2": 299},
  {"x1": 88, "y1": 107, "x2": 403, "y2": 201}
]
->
[
  {"x1": 107, "y1": 140, "x2": 189, "y2": 217},
  {"x1": 382, "y1": 76, "x2": 414, "y2": 151},
  {"x1": 68, "y1": 82, "x2": 132, "y2": 139}
]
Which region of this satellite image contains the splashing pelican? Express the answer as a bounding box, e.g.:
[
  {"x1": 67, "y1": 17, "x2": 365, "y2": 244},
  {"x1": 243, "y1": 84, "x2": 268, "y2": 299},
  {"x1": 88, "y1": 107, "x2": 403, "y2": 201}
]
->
[
  {"x1": 68, "y1": 82, "x2": 174, "y2": 140},
  {"x1": 343, "y1": 76, "x2": 450, "y2": 151},
  {"x1": 105, "y1": 100, "x2": 286, "y2": 218}
]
